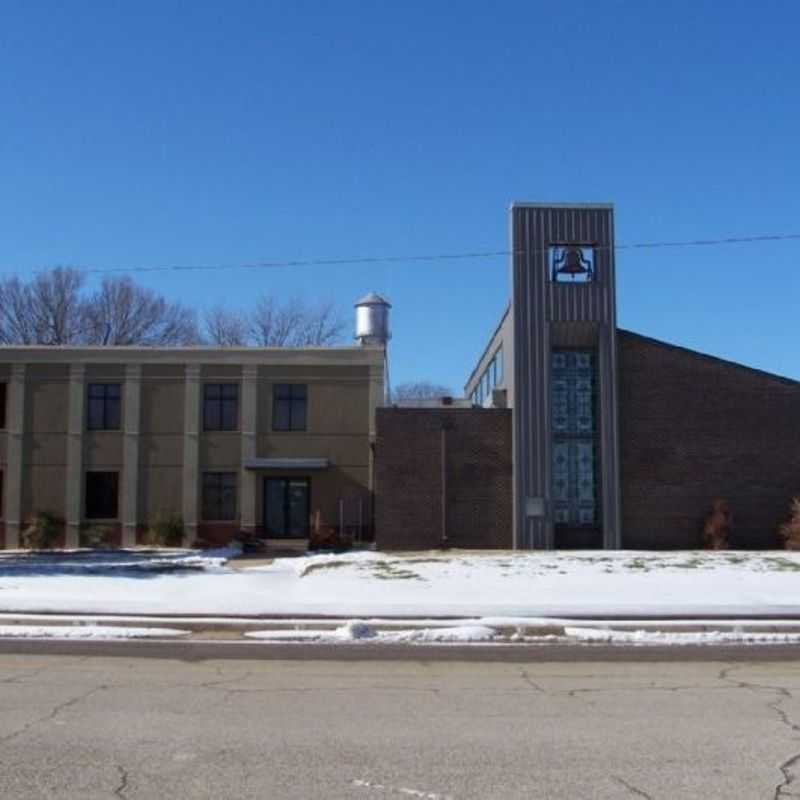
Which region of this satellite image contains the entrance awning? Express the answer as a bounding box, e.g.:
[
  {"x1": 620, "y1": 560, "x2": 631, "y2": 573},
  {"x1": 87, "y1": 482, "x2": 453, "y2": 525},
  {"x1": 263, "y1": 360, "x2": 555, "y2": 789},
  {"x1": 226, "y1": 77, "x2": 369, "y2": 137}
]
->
[{"x1": 243, "y1": 457, "x2": 329, "y2": 471}]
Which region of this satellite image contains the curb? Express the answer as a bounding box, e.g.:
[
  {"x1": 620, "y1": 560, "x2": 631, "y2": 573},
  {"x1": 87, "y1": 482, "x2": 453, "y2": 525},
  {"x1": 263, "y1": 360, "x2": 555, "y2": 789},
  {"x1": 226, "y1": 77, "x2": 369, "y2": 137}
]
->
[{"x1": 3, "y1": 615, "x2": 800, "y2": 641}]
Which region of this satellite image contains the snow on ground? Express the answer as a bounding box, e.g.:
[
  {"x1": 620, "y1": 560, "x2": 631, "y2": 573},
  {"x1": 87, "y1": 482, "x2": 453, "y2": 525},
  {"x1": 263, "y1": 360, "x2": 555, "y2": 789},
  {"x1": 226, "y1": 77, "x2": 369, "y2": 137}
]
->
[
  {"x1": 0, "y1": 625, "x2": 189, "y2": 639},
  {"x1": 246, "y1": 623, "x2": 499, "y2": 643},
  {"x1": 0, "y1": 545, "x2": 237, "y2": 576},
  {"x1": 246, "y1": 620, "x2": 800, "y2": 646},
  {"x1": 3, "y1": 548, "x2": 800, "y2": 617},
  {"x1": 562, "y1": 627, "x2": 800, "y2": 645}
]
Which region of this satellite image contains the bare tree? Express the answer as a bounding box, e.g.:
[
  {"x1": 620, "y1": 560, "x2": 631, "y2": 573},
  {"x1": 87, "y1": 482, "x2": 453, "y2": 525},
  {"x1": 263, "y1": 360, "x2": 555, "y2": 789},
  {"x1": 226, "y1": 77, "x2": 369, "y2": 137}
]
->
[
  {"x1": 250, "y1": 296, "x2": 303, "y2": 346},
  {"x1": 0, "y1": 267, "x2": 87, "y2": 344},
  {"x1": 0, "y1": 268, "x2": 198, "y2": 346},
  {"x1": 393, "y1": 380, "x2": 454, "y2": 400},
  {"x1": 83, "y1": 276, "x2": 198, "y2": 346},
  {"x1": 204, "y1": 296, "x2": 347, "y2": 347},
  {"x1": 203, "y1": 306, "x2": 250, "y2": 346},
  {"x1": 292, "y1": 300, "x2": 345, "y2": 346}
]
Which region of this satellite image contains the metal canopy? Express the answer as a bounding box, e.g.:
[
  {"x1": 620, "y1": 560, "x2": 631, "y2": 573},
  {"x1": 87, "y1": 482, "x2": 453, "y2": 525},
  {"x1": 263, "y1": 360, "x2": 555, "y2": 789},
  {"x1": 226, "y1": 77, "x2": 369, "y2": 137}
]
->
[{"x1": 243, "y1": 457, "x2": 329, "y2": 471}]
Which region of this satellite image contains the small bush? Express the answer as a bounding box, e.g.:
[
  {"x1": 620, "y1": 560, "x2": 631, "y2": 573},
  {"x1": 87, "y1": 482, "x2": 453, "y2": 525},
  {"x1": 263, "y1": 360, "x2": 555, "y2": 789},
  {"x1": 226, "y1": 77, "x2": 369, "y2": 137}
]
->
[
  {"x1": 21, "y1": 512, "x2": 64, "y2": 550},
  {"x1": 79, "y1": 524, "x2": 115, "y2": 549},
  {"x1": 142, "y1": 513, "x2": 184, "y2": 548},
  {"x1": 703, "y1": 498, "x2": 732, "y2": 550},
  {"x1": 779, "y1": 498, "x2": 800, "y2": 550}
]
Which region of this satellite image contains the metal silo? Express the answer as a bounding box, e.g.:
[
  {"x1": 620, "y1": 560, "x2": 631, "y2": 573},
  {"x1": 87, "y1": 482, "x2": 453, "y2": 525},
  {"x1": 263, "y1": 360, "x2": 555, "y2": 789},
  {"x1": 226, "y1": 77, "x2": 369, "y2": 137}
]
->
[{"x1": 354, "y1": 292, "x2": 391, "y2": 346}]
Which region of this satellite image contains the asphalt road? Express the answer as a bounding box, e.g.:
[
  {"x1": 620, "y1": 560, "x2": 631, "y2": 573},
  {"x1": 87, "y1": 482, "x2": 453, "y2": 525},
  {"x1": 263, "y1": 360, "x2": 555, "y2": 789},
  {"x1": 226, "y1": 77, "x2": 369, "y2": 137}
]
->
[{"x1": 1, "y1": 647, "x2": 800, "y2": 799}]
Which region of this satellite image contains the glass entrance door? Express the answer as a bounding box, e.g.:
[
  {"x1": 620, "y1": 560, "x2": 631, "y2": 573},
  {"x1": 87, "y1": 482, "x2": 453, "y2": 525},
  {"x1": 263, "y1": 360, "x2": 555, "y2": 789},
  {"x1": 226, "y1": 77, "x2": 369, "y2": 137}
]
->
[{"x1": 264, "y1": 478, "x2": 311, "y2": 538}]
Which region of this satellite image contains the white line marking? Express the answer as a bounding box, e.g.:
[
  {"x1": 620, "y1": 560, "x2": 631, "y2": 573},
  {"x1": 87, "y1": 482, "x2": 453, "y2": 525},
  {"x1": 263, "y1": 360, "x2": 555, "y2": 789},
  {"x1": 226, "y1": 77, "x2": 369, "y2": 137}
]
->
[{"x1": 352, "y1": 778, "x2": 453, "y2": 799}]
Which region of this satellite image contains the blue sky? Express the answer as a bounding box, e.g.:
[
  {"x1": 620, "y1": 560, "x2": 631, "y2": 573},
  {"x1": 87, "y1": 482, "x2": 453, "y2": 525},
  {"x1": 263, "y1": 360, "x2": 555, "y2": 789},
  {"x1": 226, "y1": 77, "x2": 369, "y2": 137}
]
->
[{"x1": 1, "y1": 1, "x2": 798, "y2": 390}]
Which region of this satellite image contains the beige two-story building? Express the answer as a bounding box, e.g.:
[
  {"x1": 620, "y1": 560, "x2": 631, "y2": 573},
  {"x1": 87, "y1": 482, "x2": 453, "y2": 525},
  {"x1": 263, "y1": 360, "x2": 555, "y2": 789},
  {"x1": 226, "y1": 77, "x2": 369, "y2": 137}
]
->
[{"x1": 0, "y1": 344, "x2": 384, "y2": 549}]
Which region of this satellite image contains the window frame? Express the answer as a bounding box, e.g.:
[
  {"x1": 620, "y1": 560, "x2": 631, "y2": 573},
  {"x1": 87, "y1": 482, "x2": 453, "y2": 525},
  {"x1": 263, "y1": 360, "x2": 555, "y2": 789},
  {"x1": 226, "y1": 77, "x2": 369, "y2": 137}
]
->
[
  {"x1": 203, "y1": 383, "x2": 239, "y2": 432},
  {"x1": 201, "y1": 471, "x2": 238, "y2": 521},
  {"x1": 85, "y1": 470, "x2": 120, "y2": 520},
  {"x1": 87, "y1": 383, "x2": 122, "y2": 431},
  {"x1": 272, "y1": 383, "x2": 308, "y2": 432}
]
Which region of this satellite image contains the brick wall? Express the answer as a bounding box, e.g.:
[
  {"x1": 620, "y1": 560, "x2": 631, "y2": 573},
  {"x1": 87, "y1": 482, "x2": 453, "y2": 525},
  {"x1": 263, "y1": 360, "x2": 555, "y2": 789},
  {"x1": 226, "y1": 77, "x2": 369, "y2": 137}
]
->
[
  {"x1": 619, "y1": 331, "x2": 800, "y2": 548},
  {"x1": 375, "y1": 408, "x2": 512, "y2": 550},
  {"x1": 376, "y1": 334, "x2": 800, "y2": 550}
]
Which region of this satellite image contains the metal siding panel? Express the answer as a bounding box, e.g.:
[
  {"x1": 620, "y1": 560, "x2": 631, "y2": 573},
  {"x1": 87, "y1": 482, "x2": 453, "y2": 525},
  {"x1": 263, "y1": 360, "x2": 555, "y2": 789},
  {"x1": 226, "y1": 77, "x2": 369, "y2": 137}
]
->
[{"x1": 511, "y1": 203, "x2": 621, "y2": 550}]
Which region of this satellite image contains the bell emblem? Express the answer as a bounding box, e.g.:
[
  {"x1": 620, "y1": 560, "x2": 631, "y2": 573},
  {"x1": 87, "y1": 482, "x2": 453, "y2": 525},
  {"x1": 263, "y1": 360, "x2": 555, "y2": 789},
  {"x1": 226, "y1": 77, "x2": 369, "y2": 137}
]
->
[{"x1": 553, "y1": 246, "x2": 593, "y2": 281}]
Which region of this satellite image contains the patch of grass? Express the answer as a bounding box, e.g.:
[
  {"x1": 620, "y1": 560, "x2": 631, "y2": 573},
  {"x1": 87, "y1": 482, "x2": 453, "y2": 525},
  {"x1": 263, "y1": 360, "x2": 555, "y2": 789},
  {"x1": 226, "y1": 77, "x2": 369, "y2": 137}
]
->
[
  {"x1": 761, "y1": 557, "x2": 800, "y2": 572},
  {"x1": 298, "y1": 560, "x2": 353, "y2": 578},
  {"x1": 624, "y1": 558, "x2": 651, "y2": 572},
  {"x1": 371, "y1": 560, "x2": 425, "y2": 581},
  {"x1": 667, "y1": 557, "x2": 706, "y2": 570},
  {"x1": 724, "y1": 554, "x2": 747, "y2": 565}
]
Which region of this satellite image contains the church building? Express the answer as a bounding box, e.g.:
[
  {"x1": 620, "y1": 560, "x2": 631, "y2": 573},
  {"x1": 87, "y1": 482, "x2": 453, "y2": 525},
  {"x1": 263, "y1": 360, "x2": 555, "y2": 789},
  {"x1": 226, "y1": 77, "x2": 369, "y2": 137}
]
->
[{"x1": 375, "y1": 203, "x2": 800, "y2": 550}]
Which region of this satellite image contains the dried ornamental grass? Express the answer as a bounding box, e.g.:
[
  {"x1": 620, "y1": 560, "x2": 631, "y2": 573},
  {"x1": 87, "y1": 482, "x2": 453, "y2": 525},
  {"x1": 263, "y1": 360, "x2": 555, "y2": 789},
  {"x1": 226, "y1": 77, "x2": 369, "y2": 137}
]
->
[{"x1": 779, "y1": 498, "x2": 800, "y2": 550}]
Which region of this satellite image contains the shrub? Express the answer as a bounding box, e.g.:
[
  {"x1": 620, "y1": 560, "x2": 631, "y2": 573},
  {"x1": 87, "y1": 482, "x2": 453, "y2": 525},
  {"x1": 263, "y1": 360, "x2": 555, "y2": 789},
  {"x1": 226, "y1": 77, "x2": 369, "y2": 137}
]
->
[
  {"x1": 779, "y1": 498, "x2": 800, "y2": 550},
  {"x1": 142, "y1": 513, "x2": 184, "y2": 548},
  {"x1": 703, "y1": 498, "x2": 732, "y2": 550},
  {"x1": 21, "y1": 512, "x2": 64, "y2": 550},
  {"x1": 79, "y1": 524, "x2": 115, "y2": 549}
]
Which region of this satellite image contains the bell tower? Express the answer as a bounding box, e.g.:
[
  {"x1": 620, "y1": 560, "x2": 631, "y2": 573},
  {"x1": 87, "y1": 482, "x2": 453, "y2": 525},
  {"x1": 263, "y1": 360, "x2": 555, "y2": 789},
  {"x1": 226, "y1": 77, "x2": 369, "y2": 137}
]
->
[{"x1": 510, "y1": 202, "x2": 621, "y2": 549}]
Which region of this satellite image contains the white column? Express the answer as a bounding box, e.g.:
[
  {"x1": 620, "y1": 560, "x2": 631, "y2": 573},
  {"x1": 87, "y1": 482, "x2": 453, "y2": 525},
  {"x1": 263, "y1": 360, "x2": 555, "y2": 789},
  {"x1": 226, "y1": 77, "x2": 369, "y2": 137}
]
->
[
  {"x1": 122, "y1": 364, "x2": 141, "y2": 548},
  {"x1": 65, "y1": 363, "x2": 85, "y2": 549},
  {"x1": 240, "y1": 365, "x2": 257, "y2": 534},
  {"x1": 5, "y1": 364, "x2": 26, "y2": 549},
  {"x1": 182, "y1": 365, "x2": 201, "y2": 545}
]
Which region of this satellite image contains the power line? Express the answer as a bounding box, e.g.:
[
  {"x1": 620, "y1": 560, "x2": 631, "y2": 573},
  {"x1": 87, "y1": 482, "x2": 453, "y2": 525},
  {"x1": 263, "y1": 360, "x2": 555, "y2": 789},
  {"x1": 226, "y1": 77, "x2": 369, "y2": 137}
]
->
[
  {"x1": 9, "y1": 231, "x2": 800, "y2": 277},
  {"x1": 616, "y1": 232, "x2": 800, "y2": 250}
]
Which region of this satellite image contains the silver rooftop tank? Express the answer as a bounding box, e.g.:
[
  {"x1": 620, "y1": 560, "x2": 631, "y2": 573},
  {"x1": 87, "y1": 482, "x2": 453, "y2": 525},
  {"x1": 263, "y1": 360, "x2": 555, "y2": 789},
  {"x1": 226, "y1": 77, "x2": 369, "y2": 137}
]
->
[{"x1": 354, "y1": 292, "x2": 391, "y2": 346}]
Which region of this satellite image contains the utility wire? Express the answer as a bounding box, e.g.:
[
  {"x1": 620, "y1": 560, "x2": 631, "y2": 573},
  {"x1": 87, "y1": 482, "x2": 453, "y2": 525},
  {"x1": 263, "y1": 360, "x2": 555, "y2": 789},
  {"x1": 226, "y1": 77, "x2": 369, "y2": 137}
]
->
[{"x1": 10, "y1": 231, "x2": 800, "y2": 277}]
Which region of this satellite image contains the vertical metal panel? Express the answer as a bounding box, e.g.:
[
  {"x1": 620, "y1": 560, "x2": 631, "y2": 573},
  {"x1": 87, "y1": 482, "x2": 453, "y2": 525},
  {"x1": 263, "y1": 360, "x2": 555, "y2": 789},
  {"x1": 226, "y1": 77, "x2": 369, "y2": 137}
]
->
[{"x1": 511, "y1": 203, "x2": 621, "y2": 550}]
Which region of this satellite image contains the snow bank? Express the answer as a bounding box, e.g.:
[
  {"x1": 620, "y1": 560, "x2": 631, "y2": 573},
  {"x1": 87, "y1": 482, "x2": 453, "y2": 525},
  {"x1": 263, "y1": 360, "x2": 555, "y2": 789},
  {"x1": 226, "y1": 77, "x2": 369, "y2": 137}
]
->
[
  {"x1": 246, "y1": 623, "x2": 498, "y2": 644},
  {"x1": 0, "y1": 625, "x2": 189, "y2": 640}
]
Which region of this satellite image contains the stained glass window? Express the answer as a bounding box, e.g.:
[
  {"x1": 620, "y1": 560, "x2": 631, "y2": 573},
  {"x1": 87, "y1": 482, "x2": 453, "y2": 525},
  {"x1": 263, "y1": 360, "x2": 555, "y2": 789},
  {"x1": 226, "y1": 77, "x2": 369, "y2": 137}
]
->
[{"x1": 551, "y1": 350, "x2": 597, "y2": 526}]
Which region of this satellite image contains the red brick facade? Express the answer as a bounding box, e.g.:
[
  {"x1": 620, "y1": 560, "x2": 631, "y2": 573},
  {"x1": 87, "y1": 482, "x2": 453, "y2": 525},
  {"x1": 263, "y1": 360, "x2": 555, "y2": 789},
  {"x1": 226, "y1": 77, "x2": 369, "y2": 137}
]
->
[
  {"x1": 374, "y1": 408, "x2": 512, "y2": 550},
  {"x1": 375, "y1": 333, "x2": 800, "y2": 550},
  {"x1": 618, "y1": 331, "x2": 800, "y2": 549}
]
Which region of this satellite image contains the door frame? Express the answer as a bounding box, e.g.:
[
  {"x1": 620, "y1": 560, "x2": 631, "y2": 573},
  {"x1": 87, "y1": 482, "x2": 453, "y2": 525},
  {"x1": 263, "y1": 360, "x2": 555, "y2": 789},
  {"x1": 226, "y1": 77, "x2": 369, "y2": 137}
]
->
[{"x1": 263, "y1": 476, "x2": 311, "y2": 538}]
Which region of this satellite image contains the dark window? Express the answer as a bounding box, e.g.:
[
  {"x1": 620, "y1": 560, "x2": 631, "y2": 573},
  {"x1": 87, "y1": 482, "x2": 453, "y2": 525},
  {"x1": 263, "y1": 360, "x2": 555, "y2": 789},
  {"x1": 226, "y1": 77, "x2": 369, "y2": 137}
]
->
[
  {"x1": 203, "y1": 384, "x2": 238, "y2": 431},
  {"x1": 272, "y1": 384, "x2": 307, "y2": 431},
  {"x1": 202, "y1": 472, "x2": 237, "y2": 520},
  {"x1": 87, "y1": 383, "x2": 121, "y2": 430},
  {"x1": 0, "y1": 383, "x2": 6, "y2": 429},
  {"x1": 85, "y1": 471, "x2": 119, "y2": 519}
]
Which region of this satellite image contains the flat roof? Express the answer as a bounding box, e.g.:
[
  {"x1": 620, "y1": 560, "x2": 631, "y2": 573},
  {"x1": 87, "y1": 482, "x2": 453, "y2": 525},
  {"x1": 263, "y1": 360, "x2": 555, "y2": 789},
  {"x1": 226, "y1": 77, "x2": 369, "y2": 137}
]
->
[
  {"x1": 509, "y1": 201, "x2": 614, "y2": 210},
  {"x1": 0, "y1": 345, "x2": 385, "y2": 366}
]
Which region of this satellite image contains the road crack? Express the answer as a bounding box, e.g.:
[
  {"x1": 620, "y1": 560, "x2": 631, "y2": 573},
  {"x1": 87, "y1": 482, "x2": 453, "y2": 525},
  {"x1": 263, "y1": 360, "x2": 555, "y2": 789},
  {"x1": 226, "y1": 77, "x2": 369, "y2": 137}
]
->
[
  {"x1": 719, "y1": 665, "x2": 800, "y2": 798},
  {"x1": 113, "y1": 765, "x2": 129, "y2": 798},
  {"x1": 519, "y1": 670, "x2": 544, "y2": 692},
  {"x1": 0, "y1": 684, "x2": 107, "y2": 745},
  {"x1": 612, "y1": 774, "x2": 653, "y2": 799}
]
